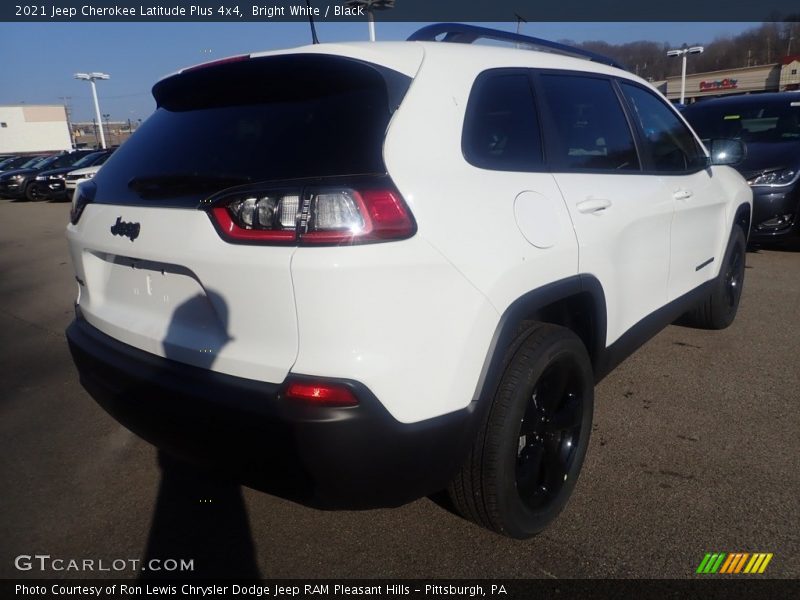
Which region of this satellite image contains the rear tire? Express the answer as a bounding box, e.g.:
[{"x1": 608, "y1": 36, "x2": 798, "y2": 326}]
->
[
  {"x1": 686, "y1": 227, "x2": 746, "y2": 330},
  {"x1": 448, "y1": 323, "x2": 594, "y2": 538}
]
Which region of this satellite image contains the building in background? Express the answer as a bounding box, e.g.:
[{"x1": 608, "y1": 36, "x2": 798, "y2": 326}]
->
[
  {"x1": 779, "y1": 55, "x2": 800, "y2": 91},
  {"x1": 654, "y1": 55, "x2": 800, "y2": 103},
  {"x1": 71, "y1": 120, "x2": 139, "y2": 149},
  {"x1": 0, "y1": 105, "x2": 72, "y2": 154}
]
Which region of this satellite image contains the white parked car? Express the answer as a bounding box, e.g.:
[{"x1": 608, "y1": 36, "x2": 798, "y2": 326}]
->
[
  {"x1": 66, "y1": 24, "x2": 752, "y2": 538},
  {"x1": 65, "y1": 165, "x2": 102, "y2": 193}
]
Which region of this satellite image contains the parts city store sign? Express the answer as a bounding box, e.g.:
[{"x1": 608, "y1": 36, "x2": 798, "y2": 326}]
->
[{"x1": 700, "y1": 78, "x2": 739, "y2": 92}]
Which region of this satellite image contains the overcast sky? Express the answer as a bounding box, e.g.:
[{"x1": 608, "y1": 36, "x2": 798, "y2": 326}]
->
[{"x1": 0, "y1": 21, "x2": 761, "y2": 122}]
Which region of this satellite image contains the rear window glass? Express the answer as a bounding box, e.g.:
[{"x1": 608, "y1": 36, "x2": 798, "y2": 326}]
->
[
  {"x1": 683, "y1": 100, "x2": 800, "y2": 143},
  {"x1": 462, "y1": 71, "x2": 543, "y2": 171},
  {"x1": 540, "y1": 74, "x2": 640, "y2": 172},
  {"x1": 92, "y1": 55, "x2": 410, "y2": 206}
]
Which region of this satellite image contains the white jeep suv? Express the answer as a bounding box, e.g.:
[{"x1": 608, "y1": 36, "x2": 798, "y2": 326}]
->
[{"x1": 66, "y1": 24, "x2": 752, "y2": 538}]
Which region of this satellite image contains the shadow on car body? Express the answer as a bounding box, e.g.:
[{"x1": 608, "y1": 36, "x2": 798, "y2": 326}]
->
[{"x1": 136, "y1": 291, "x2": 261, "y2": 579}]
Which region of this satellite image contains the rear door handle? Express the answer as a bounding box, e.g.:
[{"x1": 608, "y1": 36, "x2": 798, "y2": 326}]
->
[
  {"x1": 576, "y1": 198, "x2": 612, "y2": 214},
  {"x1": 673, "y1": 189, "x2": 693, "y2": 201}
]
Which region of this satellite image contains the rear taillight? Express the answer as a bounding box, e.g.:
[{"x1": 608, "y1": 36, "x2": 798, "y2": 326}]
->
[
  {"x1": 70, "y1": 180, "x2": 96, "y2": 225},
  {"x1": 205, "y1": 179, "x2": 415, "y2": 246},
  {"x1": 284, "y1": 380, "x2": 359, "y2": 407}
]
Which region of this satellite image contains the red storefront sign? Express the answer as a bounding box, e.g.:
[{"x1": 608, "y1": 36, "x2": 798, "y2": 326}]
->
[{"x1": 699, "y1": 79, "x2": 739, "y2": 91}]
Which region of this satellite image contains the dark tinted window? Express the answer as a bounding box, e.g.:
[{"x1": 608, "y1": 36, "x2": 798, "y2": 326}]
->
[
  {"x1": 540, "y1": 74, "x2": 639, "y2": 171},
  {"x1": 463, "y1": 72, "x2": 542, "y2": 171},
  {"x1": 22, "y1": 156, "x2": 46, "y2": 168},
  {"x1": 620, "y1": 83, "x2": 706, "y2": 171},
  {"x1": 94, "y1": 152, "x2": 112, "y2": 166},
  {"x1": 683, "y1": 99, "x2": 800, "y2": 144},
  {"x1": 71, "y1": 152, "x2": 105, "y2": 169},
  {"x1": 36, "y1": 156, "x2": 62, "y2": 169},
  {"x1": 43, "y1": 152, "x2": 91, "y2": 170},
  {"x1": 93, "y1": 55, "x2": 410, "y2": 206},
  {"x1": 0, "y1": 157, "x2": 21, "y2": 170}
]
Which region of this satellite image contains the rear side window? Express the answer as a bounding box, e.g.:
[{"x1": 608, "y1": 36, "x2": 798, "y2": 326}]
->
[
  {"x1": 539, "y1": 74, "x2": 640, "y2": 172},
  {"x1": 619, "y1": 83, "x2": 706, "y2": 172},
  {"x1": 462, "y1": 72, "x2": 543, "y2": 172},
  {"x1": 91, "y1": 55, "x2": 411, "y2": 206}
]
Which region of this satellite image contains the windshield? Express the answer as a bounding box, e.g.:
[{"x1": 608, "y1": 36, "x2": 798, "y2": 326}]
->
[
  {"x1": 92, "y1": 54, "x2": 411, "y2": 206},
  {"x1": 36, "y1": 155, "x2": 62, "y2": 169},
  {"x1": 71, "y1": 152, "x2": 105, "y2": 169},
  {"x1": 94, "y1": 153, "x2": 112, "y2": 166},
  {"x1": 22, "y1": 156, "x2": 48, "y2": 168},
  {"x1": 49, "y1": 153, "x2": 90, "y2": 169},
  {"x1": 684, "y1": 100, "x2": 800, "y2": 144}
]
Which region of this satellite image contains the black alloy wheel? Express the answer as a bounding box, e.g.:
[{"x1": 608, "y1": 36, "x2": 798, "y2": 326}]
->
[
  {"x1": 26, "y1": 182, "x2": 45, "y2": 202},
  {"x1": 723, "y1": 239, "x2": 744, "y2": 310},
  {"x1": 516, "y1": 358, "x2": 584, "y2": 512},
  {"x1": 448, "y1": 322, "x2": 594, "y2": 538},
  {"x1": 686, "y1": 227, "x2": 747, "y2": 330}
]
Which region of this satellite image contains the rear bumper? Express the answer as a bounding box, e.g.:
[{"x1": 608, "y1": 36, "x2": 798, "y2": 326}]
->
[{"x1": 66, "y1": 317, "x2": 476, "y2": 508}]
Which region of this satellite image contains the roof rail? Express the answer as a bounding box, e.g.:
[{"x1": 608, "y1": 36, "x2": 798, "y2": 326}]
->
[{"x1": 407, "y1": 23, "x2": 626, "y2": 71}]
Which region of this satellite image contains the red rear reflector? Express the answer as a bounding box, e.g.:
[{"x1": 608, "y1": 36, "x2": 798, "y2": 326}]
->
[
  {"x1": 285, "y1": 381, "x2": 359, "y2": 407},
  {"x1": 362, "y1": 189, "x2": 415, "y2": 238}
]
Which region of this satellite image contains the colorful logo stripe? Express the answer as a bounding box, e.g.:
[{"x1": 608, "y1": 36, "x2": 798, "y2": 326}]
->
[{"x1": 696, "y1": 552, "x2": 773, "y2": 574}]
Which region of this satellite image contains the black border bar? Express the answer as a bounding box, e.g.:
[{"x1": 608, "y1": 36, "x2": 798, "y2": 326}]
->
[
  {"x1": 2, "y1": 1, "x2": 800, "y2": 23},
  {"x1": 4, "y1": 579, "x2": 800, "y2": 600}
]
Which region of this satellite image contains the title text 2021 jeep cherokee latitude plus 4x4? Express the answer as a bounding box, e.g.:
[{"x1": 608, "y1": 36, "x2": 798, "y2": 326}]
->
[{"x1": 66, "y1": 24, "x2": 752, "y2": 538}]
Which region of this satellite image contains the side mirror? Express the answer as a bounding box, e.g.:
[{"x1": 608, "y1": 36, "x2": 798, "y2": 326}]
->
[{"x1": 708, "y1": 139, "x2": 746, "y2": 166}]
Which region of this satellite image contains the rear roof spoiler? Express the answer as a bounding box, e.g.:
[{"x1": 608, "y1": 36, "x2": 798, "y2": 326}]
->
[{"x1": 408, "y1": 23, "x2": 626, "y2": 71}]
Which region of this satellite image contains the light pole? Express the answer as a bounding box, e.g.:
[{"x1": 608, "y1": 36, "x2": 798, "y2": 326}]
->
[
  {"x1": 91, "y1": 118, "x2": 99, "y2": 148},
  {"x1": 344, "y1": 0, "x2": 395, "y2": 41},
  {"x1": 103, "y1": 113, "x2": 111, "y2": 147},
  {"x1": 666, "y1": 46, "x2": 704, "y2": 105},
  {"x1": 74, "y1": 72, "x2": 110, "y2": 148}
]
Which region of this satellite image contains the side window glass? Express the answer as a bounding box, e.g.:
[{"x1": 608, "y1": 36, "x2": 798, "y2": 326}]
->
[
  {"x1": 539, "y1": 74, "x2": 640, "y2": 171},
  {"x1": 463, "y1": 72, "x2": 543, "y2": 172},
  {"x1": 619, "y1": 82, "x2": 706, "y2": 172}
]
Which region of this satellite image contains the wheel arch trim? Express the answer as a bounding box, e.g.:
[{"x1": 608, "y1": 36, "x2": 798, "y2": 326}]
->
[
  {"x1": 733, "y1": 202, "x2": 752, "y2": 242},
  {"x1": 471, "y1": 275, "x2": 607, "y2": 410}
]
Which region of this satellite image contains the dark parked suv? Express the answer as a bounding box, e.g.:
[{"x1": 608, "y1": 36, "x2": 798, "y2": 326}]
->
[
  {"x1": 30, "y1": 150, "x2": 114, "y2": 201},
  {"x1": 0, "y1": 150, "x2": 95, "y2": 200},
  {"x1": 683, "y1": 92, "x2": 800, "y2": 242},
  {"x1": 0, "y1": 155, "x2": 38, "y2": 173}
]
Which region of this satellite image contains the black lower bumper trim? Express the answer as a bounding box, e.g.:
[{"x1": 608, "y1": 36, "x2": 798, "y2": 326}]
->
[
  {"x1": 66, "y1": 318, "x2": 476, "y2": 508},
  {"x1": 750, "y1": 188, "x2": 800, "y2": 241}
]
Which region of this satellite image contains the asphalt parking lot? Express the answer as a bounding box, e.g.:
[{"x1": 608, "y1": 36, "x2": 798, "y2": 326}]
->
[{"x1": 1, "y1": 199, "x2": 798, "y2": 580}]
